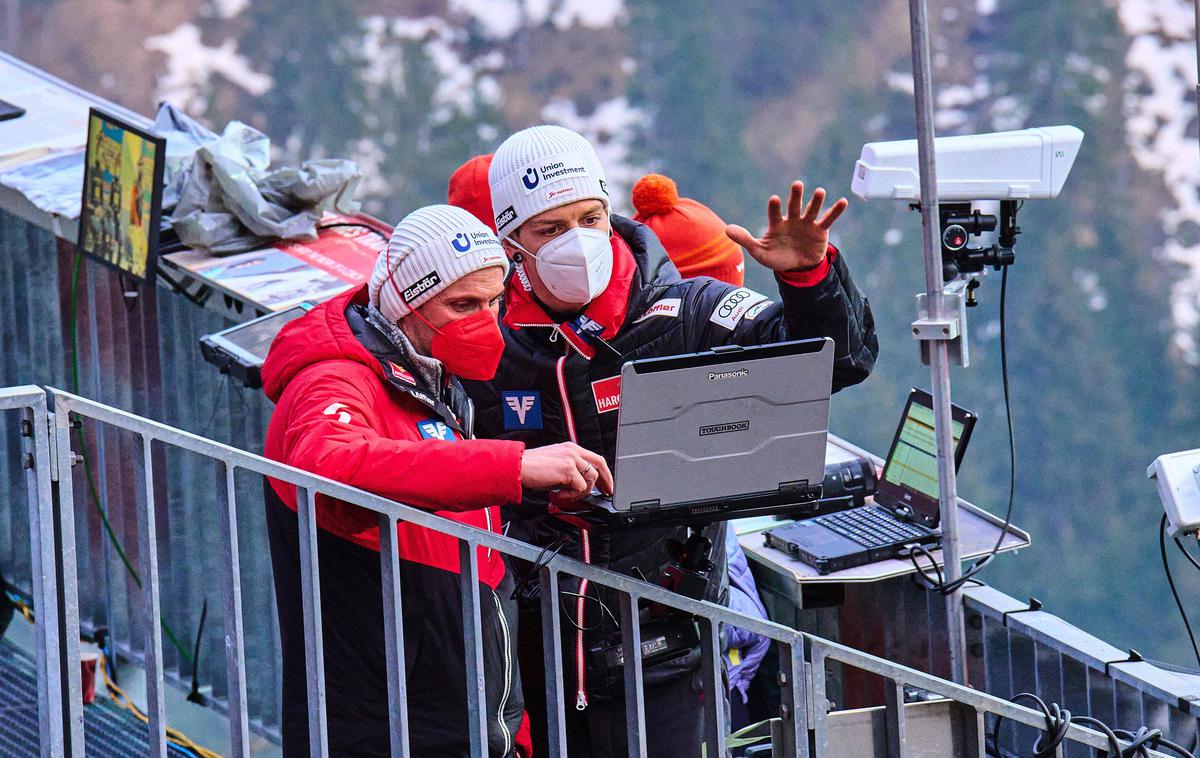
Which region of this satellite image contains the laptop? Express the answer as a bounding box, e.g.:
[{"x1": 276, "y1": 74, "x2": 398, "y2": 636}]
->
[
  {"x1": 574, "y1": 338, "x2": 835, "y2": 528},
  {"x1": 763, "y1": 388, "x2": 976, "y2": 574}
]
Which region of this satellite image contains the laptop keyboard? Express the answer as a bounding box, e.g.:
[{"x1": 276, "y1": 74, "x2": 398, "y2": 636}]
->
[{"x1": 814, "y1": 506, "x2": 929, "y2": 548}]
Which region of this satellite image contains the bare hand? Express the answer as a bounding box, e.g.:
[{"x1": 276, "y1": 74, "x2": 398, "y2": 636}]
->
[
  {"x1": 520, "y1": 442, "x2": 614, "y2": 500},
  {"x1": 726, "y1": 181, "x2": 848, "y2": 273}
]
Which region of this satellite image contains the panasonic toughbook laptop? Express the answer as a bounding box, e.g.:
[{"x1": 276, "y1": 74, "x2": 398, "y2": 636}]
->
[
  {"x1": 763, "y1": 388, "x2": 976, "y2": 574},
  {"x1": 580, "y1": 338, "x2": 834, "y2": 528}
]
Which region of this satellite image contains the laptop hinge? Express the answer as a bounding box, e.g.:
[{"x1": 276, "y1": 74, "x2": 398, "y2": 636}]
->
[{"x1": 779, "y1": 480, "x2": 815, "y2": 499}]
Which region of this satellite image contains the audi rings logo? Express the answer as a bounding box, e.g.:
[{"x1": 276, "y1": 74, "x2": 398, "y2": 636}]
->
[
  {"x1": 522, "y1": 168, "x2": 540, "y2": 190},
  {"x1": 717, "y1": 289, "x2": 753, "y2": 319},
  {"x1": 450, "y1": 233, "x2": 471, "y2": 253}
]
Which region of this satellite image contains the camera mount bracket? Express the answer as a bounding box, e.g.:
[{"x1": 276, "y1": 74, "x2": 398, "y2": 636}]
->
[{"x1": 914, "y1": 281, "x2": 970, "y2": 367}]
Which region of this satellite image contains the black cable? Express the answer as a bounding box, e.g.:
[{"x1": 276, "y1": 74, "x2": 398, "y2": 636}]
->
[
  {"x1": 186, "y1": 598, "x2": 208, "y2": 704},
  {"x1": 988, "y1": 692, "x2": 1197, "y2": 758},
  {"x1": 911, "y1": 264, "x2": 1017, "y2": 595},
  {"x1": 558, "y1": 590, "x2": 620, "y2": 632},
  {"x1": 510, "y1": 535, "x2": 572, "y2": 602},
  {"x1": 1174, "y1": 533, "x2": 1200, "y2": 574},
  {"x1": 1160, "y1": 513, "x2": 1200, "y2": 670}
]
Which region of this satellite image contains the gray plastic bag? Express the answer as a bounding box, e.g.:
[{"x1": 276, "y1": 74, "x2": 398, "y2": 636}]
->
[{"x1": 158, "y1": 104, "x2": 361, "y2": 255}]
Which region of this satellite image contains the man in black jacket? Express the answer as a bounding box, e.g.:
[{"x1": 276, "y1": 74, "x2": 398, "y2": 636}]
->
[{"x1": 462, "y1": 125, "x2": 878, "y2": 757}]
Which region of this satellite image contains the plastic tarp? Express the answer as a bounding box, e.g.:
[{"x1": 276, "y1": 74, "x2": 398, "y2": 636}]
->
[
  {"x1": 160, "y1": 104, "x2": 362, "y2": 255},
  {"x1": 0, "y1": 103, "x2": 362, "y2": 252}
]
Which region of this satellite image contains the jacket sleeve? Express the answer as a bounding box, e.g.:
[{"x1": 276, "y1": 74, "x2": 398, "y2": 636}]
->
[
  {"x1": 681, "y1": 247, "x2": 879, "y2": 392},
  {"x1": 278, "y1": 366, "x2": 526, "y2": 536}
]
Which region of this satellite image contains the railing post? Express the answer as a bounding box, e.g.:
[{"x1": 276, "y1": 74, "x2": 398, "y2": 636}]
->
[
  {"x1": 48, "y1": 403, "x2": 84, "y2": 756},
  {"x1": 884, "y1": 679, "x2": 908, "y2": 757},
  {"x1": 698, "y1": 616, "x2": 727, "y2": 757},
  {"x1": 778, "y1": 636, "x2": 810, "y2": 758},
  {"x1": 618, "y1": 591, "x2": 647, "y2": 758},
  {"x1": 809, "y1": 645, "x2": 829, "y2": 758},
  {"x1": 378, "y1": 514, "x2": 410, "y2": 758},
  {"x1": 459, "y1": 539, "x2": 488, "y2": 758},
  {"x1": 216, "y1": 464, "x2": 250, "y2": 758},
  {"x1": 12, "y1": 394, "x2": 69, "y2": 758},
  {"x1": 538, "y1": 567, "x2": 568, "y2": 758},
  {"x1": 295, "y1": 486, "x2": 329, "y2": 757},
  {"x1": 136, "y1": 435, "x2": 167, "y2": 758}
]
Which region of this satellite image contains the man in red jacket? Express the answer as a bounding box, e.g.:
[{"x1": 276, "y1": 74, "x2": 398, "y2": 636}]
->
[{"x1": 262, "y1": 204, "x2": 612, "y2": 757}]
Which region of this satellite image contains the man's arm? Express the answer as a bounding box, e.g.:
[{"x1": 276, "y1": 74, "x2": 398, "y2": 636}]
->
[{"x1": 279, "y1": 368, "x2": 526, "y2": 533}]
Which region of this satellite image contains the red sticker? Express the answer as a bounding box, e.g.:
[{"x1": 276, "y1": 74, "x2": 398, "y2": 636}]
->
[
  {"x1": 387, "y1": 361, "x2": 416, "y2": 386},
  {"x1": 591, "y1": 375, "x2": 621, "y2": 414}
]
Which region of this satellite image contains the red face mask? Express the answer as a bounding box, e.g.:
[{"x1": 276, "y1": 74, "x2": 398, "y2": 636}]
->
[{"x1": 426, "y1": 309, "x2": 506, "y2": 381}]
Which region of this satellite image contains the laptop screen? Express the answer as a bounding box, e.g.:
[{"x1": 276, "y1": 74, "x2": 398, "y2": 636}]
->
[{"x1": 876, "y1": 389, "x2": 976, "y2": 527}]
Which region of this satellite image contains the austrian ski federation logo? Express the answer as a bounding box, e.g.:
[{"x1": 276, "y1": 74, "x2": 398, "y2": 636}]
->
[
  {"x1": 416, "y1": 419, "x2": 459, "y2": 441},
  {"x1": 501, "y1": 390, "x2": 543, "y2": 430}
]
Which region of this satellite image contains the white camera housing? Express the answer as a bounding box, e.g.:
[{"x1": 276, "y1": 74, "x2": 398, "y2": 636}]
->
[
  {"x1": 852, "y1": 125, "x2": 1084, "y2": 201},
  {"x1": 1147, "y1": 449, "x2": 1200, "y2": 538}
]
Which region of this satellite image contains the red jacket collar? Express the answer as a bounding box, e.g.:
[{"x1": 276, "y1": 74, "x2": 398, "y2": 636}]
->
[{"x1": 502, "y1": 233, "x2": 636, "y2": 359}]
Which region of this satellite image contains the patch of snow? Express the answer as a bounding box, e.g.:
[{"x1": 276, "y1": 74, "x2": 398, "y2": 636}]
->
[
  {"x1": 935, "y1": 108, "x2": 970, "y2": 130},
  {"x1": 1118, "y1": 0, "x2": 1200, "y2": 363},
  {"x1": 1072, "y1": 268, "x2": 1109, "y2": 312},
  {"x1": 448, "y1": 0, "x2": 522, "y2": 39},
  {"x1": 885, "y1": 70, "x2": 915, "y2": 95},
  {"x1": 144, "y1": 24, "x2": 272, "y2": 116},
  {"x1": 212, "y1": 0, "x2": 248, "y2": 19},
  {"x1": 552, "y1": 0, "x2": 625, "y2": 29},
  {"x1": 989, "y1": 95, "x2": 1029, "y2": 131}
]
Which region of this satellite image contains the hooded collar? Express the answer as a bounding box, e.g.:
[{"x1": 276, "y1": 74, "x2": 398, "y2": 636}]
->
[{"x1": 502, "y1": 231, "x2": 637, "y2": 359}]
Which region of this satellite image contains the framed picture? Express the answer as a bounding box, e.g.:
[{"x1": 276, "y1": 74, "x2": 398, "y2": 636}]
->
[{"x1": 77, "y1": 108, "x2": 165, "y2": 281}]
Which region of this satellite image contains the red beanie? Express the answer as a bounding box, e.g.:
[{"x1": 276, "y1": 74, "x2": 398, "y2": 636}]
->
[
  {"x1": 447, "y1": 154, "x2": 496, "y2": 232},
  {"x1": 631, "y1": 173, "x2": 745, "y2": 287}
]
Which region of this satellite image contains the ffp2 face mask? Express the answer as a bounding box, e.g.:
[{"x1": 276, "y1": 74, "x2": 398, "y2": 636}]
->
[{"x1": 511, "y1": 226, "x2": 613, "y2": 305}]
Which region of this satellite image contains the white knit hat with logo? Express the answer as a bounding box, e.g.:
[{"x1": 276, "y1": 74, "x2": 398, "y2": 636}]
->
[
  {"x1": 369, "y1": 204, "x2": 508, "y2": 322},
  {"x1": 488, "y1": 125, "x2": 610, "y2": 238}
]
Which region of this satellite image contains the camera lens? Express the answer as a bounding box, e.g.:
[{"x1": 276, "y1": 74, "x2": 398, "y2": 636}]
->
[{"x1": 942, "y1": 224, "x2": 969, "y2": 251}]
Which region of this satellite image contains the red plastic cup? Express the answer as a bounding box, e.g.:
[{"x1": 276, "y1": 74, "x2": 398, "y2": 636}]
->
[{"x1": 80, "y1": 653, "x2": 99, "y2": 705}]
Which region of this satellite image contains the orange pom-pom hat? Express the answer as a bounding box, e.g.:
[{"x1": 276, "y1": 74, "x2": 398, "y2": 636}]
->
[{"x1": 631, "y1": 173, "x2": 745, "y2": 286}]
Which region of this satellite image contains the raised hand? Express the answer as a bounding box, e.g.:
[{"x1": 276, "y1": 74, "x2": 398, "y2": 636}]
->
[{"x1": 726, "y1": 181, "x2": 848, "y2": 273}]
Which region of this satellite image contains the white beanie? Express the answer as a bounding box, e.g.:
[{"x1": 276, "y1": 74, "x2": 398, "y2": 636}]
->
[
  {"x1": 488, "y1": 125, "x2": 610, "y2": 238},
  {"x1": 368, "y1": 204, "x2": 508, "y2": 322}
]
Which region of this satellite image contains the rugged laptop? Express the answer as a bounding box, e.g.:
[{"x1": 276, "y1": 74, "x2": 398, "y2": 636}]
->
[
  {"x1": 763, "y1": 388, "x2": 976, "y2": 574},
  {"x1": 580, "y1": 338, "x2": 834, "y2": 528}
]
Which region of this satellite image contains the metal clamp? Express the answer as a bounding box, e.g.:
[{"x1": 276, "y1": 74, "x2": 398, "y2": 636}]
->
[
  {"x1": 1000, "y1": 597, "x2": 1043, "y2": 626},
  {"x1": 911, "y1": 316, "x2": 960, "y2": 340},
  {"x1": 914, "y1": 281, "x2": 971, "y2": 367},
  {"x1": 1103, "y1": 649, "x2": 1144, "y2": 677}
]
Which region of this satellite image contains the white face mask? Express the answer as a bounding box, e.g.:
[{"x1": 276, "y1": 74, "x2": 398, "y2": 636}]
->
[{"x1": 511, "y1": 226, "x2": 613, "y2": 305}]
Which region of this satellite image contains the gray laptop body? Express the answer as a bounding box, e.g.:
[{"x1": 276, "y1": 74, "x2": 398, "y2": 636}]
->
[{"x1": 589, "y1": 338, "x2": 834, "y2": 528}]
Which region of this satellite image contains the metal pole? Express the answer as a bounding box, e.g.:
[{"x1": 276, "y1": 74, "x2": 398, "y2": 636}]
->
[
  {"x1": 1194, "y1": 0, "x2": 1199, "y2": 156},
  {"x1": 907, "y1": 0, "x2": 968, "y2": 684}
]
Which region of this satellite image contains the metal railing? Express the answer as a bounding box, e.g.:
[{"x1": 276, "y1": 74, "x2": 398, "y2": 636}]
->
[
  {"x1": 965, "y1": 585, "x2": 1200, "y2": 757},
  {"x1": 0, "y1": 386, "x2": 70, "y2": 757},
  {"x1": 5, "y1": 384, "x2": 1184, "y2": 757}
]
